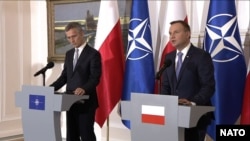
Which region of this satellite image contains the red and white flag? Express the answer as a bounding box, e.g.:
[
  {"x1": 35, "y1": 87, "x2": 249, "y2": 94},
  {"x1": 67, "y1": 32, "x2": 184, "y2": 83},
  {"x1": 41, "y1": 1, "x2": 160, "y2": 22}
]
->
[
  {"x1": 94, "y1": 0, "x2": 125, "y2": 127},
  {"x1": 141, "y1": 105, "x2": 165, "y2": 125},
  {"x1": 156, "y1": 1, "x2": 188, "y2": 70},
  {"x1": 155, "y1": 1, "x2": 188, "y2": 93},
  {"x1": 240, "y1": 60, "x2": 250, "y2": 124}
]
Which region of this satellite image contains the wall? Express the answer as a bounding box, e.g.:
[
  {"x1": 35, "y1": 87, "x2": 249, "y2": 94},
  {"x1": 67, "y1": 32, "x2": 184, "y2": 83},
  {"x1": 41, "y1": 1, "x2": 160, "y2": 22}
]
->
[
  {"x1": 0, "y1": 0, "x2": 249, "y2": 141},
  {"x1": 0, "y1": 1, "x2": 31, "y2": 139}
]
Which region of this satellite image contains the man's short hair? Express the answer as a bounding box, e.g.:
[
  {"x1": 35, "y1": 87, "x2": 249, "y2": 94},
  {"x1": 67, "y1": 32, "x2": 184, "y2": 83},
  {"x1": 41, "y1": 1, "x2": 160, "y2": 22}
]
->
[
  {"x1": 170, "y1": 20, "x2": 190, "y2": 32},
  {"x1": 65, "y1": 22, "x2": 83, "y2": 32}
]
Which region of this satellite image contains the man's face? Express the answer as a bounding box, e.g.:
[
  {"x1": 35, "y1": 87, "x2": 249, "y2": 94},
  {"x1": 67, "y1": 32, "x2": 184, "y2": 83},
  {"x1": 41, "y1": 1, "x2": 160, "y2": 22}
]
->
[
  {"x1": 65, "y1": 28, "x2": 84, "y2": 48},
  {"x1": 169, "y1": 23, "x2": 190, "y2": 50}
]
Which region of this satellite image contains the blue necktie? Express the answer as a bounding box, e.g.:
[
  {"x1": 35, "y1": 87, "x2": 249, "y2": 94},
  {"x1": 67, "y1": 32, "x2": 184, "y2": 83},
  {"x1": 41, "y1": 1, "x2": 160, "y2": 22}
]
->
[
  {"x1": 176, "y1": 52, "x2": 183, "y2": 79},
  {"x1": 73, "y1": 48, "x2": 79, "y2": 70}
]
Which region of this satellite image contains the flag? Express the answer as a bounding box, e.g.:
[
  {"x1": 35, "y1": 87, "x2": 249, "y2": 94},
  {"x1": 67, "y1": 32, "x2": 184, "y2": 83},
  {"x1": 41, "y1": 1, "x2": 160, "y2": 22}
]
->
[
  {"x1": 94, "y1": 0, "x2": 125, "y2": 128},
  {"x1": 121, "y1": 0, "x2": 155, "y2": 129},
  {"x1": 157, "y1": 0, "x2": 188, "y2": 69},
  {"x1": 203, "y1": 0, "x2": 247, "y2": 139},
  {"x1": 141, "y1": 105, "x2": 165, "y2": 125},
  {"x1": 155, "y1": 1, "x2": 188, "y2": 93},
  {"x1": 240, "y1": 60, "x2": 250, "y2": 124},
  {"x1": 29, "y1": 95, "x2": 45, "y2": 110}
]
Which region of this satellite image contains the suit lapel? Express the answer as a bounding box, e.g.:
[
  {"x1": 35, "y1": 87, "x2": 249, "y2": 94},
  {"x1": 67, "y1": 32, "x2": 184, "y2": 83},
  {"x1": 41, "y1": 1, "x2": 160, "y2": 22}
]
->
[
  {"x1": 70, "y1": 51, "x2": 75, "y2": 69},
  {"x1": 167, "y1": 52, "x2": 178, "y2": 84},
  {"x1": 177, "y1": 46, "x2": 194, "y2": 81},
  {"x1": 73, "y1": 45, "x2": 89, "y2": 73}
]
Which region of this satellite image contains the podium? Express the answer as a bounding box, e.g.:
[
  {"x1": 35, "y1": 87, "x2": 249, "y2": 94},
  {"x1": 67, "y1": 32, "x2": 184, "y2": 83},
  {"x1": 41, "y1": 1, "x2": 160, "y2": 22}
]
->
[
  {"x1": 121, "y1": 93, "x2": 214, "y2": 141},
  {"x1": 15, "y1": 85, "x2": 89, "y2": 141}
]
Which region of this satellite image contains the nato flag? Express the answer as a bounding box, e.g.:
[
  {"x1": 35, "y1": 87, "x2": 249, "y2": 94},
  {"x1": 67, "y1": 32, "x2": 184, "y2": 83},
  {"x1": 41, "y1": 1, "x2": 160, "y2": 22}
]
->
[
  {"x1": 203, "y1": 0, "x2": 247, "y2": 139},
  {"x1": 29, "y1": 94, "x2": 45, "y2": 110},
  {"x1": 121, "y1": 0, "x2": 155, "y2": 129}
]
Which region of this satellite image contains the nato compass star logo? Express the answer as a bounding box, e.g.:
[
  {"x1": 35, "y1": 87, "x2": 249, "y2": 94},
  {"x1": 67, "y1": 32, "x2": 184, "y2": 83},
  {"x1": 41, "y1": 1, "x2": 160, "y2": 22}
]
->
[
  {"x1": 29, "y1": 94, "x2": 45, "y2": 110},
  {"x1": 204, "y1": 14, "x2": 244, "y2": 63},
  {"x1": 126, "y1": 18, "x2": 153, "y2": 60}
]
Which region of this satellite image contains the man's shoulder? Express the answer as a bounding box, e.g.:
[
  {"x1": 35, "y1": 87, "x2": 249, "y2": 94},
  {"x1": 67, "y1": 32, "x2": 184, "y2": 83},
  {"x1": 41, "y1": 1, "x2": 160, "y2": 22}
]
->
[
  {"x1": 189, "y1": 45, "x2": 212, "y2": 61},
  {"x1": 167, "y1": 50, "x2": 176, "y2": 56},
  {"x1": 65, "y1": 48, "x2": 75, "y2": 54},
  {"x1": 84, "y1": 44, "x2": 101, "y2": 58},
  {"x1": 85, "y1": 45, "x2": 99, "y2": 53},
  {"x1": 190, "y1": 45, "x2": 209, "y2": 54}
]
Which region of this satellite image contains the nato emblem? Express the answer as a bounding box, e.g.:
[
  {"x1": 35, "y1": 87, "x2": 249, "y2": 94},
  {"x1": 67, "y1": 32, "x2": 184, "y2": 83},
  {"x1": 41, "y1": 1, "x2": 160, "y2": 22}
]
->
[{"x1": 29, "y1": 94, "x2": 45, "y2": 110}]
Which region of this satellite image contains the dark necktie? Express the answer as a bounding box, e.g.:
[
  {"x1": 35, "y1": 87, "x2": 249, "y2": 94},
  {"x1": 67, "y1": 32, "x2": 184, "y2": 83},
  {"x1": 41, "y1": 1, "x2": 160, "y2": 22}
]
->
[
  {"x1": 73, "y1": 48, "x2": 79, "y2": 70},
  {"x1": 176, "y1": 52, "x2": 183, "y2": 79}
]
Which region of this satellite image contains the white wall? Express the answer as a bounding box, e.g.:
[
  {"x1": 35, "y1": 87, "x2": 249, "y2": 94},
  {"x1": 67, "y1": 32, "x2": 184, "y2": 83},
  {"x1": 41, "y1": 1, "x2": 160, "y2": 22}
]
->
[
  {"x1": 0, "y1": 0, "x2": 31, "y2": 139},
  {"x1": 0, "y1": 0, "x2": 249, "y2": 140}
]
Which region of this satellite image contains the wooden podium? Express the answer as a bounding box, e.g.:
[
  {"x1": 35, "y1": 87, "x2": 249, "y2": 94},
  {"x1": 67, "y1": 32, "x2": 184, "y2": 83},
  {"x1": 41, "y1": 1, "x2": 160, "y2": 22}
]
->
[
  {"x1": 15, "y1": 85, "x2": 89, "y2": 141},
  {"x1": 121, "y1": 92, "x2": 214, "y2": 141}
]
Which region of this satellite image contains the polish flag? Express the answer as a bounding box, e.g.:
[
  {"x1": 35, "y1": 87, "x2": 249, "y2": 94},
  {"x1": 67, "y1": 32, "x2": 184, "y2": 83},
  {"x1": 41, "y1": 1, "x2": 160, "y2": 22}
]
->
[
  {"x1": 141, "y1": 105, "x2": 165, "y2": 125},
  {"x1": 240, "y1": 60, "x2": 250, "y2": 124},
  {"x1": 94, "y1": 0, "x2": 125, "y2": 127},
  {"x1": 155, "y1": 1, "x2": 188, "y2": 93},
  {"x1": 158, "y1": 1, "x2": 188, "y2": 68}
]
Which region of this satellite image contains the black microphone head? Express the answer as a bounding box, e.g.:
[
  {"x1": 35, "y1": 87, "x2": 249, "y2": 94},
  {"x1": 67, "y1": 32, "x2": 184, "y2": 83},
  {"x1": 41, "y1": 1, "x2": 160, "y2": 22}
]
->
[
  {"x1": 164, "y1": 59, "x2": 172, "y2": 67},
  {"x1": 155, "y1": 59, "x2": 172, "y2": 80},
  {"x1": 46, "y1": 62, "x2": 54, "y2": 69}
]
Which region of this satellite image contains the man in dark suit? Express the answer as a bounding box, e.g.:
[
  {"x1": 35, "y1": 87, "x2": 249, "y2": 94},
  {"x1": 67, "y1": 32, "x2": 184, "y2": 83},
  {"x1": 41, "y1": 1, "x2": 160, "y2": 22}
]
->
[
  {"x1": 50, "y1": 22, "x2": 101, "y2": 141},
  {"x1": 160, "y1": 20, "x2": 215, "y2": 141}
]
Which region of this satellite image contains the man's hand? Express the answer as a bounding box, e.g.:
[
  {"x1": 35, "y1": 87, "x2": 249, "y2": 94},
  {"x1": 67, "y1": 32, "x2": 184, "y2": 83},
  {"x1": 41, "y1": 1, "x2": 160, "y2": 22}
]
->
[
  {"x1": 74, "y1": 88, "x2": 85, "y2": 96},
  {"x1": 178, "y1": 98, "x2": 192, "y2": 106}
]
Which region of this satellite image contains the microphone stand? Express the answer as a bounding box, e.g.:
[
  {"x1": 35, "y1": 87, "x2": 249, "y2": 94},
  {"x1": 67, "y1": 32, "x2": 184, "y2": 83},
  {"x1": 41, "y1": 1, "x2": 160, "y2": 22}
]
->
[
  {"x1": 155, "y1": 60, "x2": 172, "y2": 93},
  {"x1": 154, "y1": 73, "x2": 160, "y2": 94},
  {"x1": 155, "y1": 77, "x2": 161, "y2": 94},
  {"x1": 42, "y1": 72, "x2": 46, "y2": 86},
  {"x1": 33, "y1": 62, "x2": 54, "y2": 86}
]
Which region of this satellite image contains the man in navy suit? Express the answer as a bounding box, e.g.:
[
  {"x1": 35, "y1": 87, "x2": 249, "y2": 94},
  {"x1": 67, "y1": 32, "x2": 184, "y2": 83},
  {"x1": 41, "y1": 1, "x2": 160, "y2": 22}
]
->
[
  {"x1": 160, "y1": 20, "x2": 215, "y2": 141},
  {"x1": 50, "y1": 22, "x2": 101, "y2": 141}
]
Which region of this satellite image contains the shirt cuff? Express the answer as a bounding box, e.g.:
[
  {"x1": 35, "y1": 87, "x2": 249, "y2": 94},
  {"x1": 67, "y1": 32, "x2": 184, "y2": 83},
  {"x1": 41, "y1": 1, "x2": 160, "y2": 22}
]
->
[{"x1": 191, "y1": 102, "x2": 196, "y2": 106}]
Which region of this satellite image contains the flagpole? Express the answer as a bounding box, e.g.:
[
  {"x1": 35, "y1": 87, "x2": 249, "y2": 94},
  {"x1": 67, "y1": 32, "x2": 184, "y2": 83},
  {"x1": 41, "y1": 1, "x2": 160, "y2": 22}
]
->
[
  {"x1": 158, "y1": 79, "x2": 161, "y2": 93},
  {"x1": 94, "y1": 0, "x2": 125, "y2": 135},
  {"x1": 106, "y1": 117, "x2": 109, "y2": 141}
]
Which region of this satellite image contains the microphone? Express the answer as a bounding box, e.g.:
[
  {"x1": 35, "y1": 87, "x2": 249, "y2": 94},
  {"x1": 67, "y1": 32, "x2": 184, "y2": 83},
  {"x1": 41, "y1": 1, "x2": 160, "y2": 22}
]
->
[
  {"x1": 156, "y1": 59, "x2": 172, "y2": 80},
  {"x1": 34, "y1": 62, "x2": 54, "y2": 77}
]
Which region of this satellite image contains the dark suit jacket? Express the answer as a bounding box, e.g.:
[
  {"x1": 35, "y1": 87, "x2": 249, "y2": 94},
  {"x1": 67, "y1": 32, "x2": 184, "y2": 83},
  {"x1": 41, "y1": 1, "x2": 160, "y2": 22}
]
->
[
  {"x1": 50, "y1": 44, "x2": 102, "y2": 109},
  {"x1": 161, "y1": 44, "x2": 215, "y2": 106}
]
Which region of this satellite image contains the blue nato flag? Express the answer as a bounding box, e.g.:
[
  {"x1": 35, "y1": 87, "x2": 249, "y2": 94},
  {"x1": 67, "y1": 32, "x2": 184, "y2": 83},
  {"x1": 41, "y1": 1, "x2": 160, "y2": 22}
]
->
[
  {"x1": 203, "y1": 0, "x2": 247, "y2": 139},
  {"x1": 121, "y1": 0, "x2": 155, "y2": 129},
  {"x1": 29, "y1": 95, "x2": 45, "y2": 110}
]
